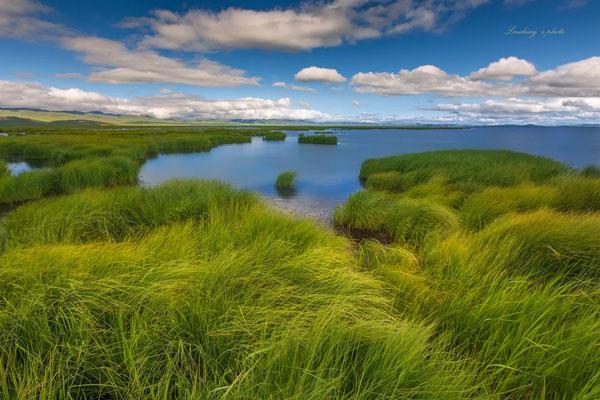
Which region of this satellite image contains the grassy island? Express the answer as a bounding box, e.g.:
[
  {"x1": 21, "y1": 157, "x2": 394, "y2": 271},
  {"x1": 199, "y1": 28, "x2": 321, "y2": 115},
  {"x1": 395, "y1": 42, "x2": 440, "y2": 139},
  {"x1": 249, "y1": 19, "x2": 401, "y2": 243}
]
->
[
  {"x1": 298, "y1": 133, "x2": 337, "y2": 145},
  {"x1": 263, "y1": 131, "x2": 287, "y2": 141},
  {"x1": 275, "y1": 170, "x2": 297, "y2": 189}
]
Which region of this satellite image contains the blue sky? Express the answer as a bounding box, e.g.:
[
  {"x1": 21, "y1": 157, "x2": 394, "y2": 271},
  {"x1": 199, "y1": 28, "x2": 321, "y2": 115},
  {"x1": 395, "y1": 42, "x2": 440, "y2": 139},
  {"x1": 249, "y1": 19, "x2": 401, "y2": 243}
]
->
[{"x1": 0, "y1": 0, "x2": 599, "y2": 124}]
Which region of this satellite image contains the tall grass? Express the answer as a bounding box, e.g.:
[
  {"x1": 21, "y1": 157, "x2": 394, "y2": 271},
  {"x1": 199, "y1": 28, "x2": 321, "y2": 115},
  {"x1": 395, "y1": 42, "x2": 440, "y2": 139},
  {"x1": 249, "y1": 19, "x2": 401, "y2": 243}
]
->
[
  {"x1": 333, "y1": 149, "x2": 600, "y2": 398},
  {"x1": 0, "y1": 147, "x2": 599, "y2": 398},
  {"x1": 275, "y1": 171, "x2": 297, "y2": 189},
  {"x1": 360, "y1": 150, "x2": 568, "y2": 192},
  {"x1": 0, "y1": 180, "x2": 478, "y2": 399},
  {"x1": 334, "y1": 190, "x2": 460, "y2": 246},
  {"x1": 0, "y1": 126, "x2": 263, "y2": 204},
  {"x1": 0, "y1": 157, "x2": 138, "y2": 205},
  {"x1": 263, "y1": 131, "x2": 286, "y2": 141},
  {"x1": 298, "y1": 134, "x2": 338, "y2": 145}
]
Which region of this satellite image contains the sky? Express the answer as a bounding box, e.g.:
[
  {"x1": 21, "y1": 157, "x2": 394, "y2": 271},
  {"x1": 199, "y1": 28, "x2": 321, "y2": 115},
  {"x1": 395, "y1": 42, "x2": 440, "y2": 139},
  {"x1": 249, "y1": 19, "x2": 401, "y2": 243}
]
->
[{"x1": 0, "y1": 0, "x2": 599, "y2": 124}]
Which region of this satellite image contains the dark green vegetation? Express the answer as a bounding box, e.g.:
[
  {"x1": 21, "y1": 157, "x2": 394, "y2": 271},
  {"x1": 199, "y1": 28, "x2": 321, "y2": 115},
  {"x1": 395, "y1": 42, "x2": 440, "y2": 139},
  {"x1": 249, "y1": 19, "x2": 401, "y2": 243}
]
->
[
  {"x1": 0, "y1": 126, "x2": 260, "y2": 205},
  {"x1": 0, "y1": 130, "x2": 598, "y2": 400},
  {"x1": 298, "y1": 133, "x2": 338, "y2": 145},
  {"x1": 263, "y1": 131, "x2": 287, "y2": 141},
  {"x1": 274, "y1": 170, "x2": 298, "y2": 198},
  {"x1": 275, "y1": 170, "x2": 297, "y2": 189}
]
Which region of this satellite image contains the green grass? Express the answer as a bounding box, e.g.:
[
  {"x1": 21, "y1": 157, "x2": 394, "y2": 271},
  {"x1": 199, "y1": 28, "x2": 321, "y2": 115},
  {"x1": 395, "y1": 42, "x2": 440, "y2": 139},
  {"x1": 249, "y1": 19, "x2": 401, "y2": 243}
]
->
[
  {"x1": 0, "y1": 180, "x2": 479, "y2": 399},
  {"x1": 275, "y1": 171, "x2": 297, "y2": 189},
  {"x1": 332, "y1": 149, "x2": 600, "y2": 399},
  {"x1": 360, "y1": 150, "x2": 568, "y2": 193},
  {"x1": 298, "y1": 134, "x2": 338, "y2": 145},
  {"x1": 0, "y1": 157, "x2": 138, "y2": 205},
  {"x1": 263, "y1": 131, "x2": 287, "y2": 141},
  {"x1": 0, "y1": 146, "x2": 599, "y2": 399}
]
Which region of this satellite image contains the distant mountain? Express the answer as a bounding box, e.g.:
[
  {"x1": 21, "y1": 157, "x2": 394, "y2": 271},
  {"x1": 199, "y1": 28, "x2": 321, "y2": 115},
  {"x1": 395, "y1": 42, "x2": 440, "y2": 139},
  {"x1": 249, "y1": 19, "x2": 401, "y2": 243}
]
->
[{"x1": 0, "y1": 108, "x2": 188, "y2": 126}]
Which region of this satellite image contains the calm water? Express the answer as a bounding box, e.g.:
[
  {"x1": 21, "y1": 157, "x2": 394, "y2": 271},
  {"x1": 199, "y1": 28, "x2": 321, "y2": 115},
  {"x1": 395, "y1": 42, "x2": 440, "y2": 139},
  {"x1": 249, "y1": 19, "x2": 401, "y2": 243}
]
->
[
  {"x1": 6, "y1": 162, "x2": 33, "y2": 176},
  {"x1": 139, "y1": 127, "x2": 600, "y2": 219}
]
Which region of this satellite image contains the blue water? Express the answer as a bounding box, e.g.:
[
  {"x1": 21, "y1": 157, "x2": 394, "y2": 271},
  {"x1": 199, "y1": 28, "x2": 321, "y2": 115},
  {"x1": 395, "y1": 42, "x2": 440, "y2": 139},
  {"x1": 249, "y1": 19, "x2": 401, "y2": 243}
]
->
[
  {"x1": 6, "y1": 162, "x2": 33, "y2": 176},
  {"x1": 138, "y1": 127, "x2": 600, "y2": 216}
]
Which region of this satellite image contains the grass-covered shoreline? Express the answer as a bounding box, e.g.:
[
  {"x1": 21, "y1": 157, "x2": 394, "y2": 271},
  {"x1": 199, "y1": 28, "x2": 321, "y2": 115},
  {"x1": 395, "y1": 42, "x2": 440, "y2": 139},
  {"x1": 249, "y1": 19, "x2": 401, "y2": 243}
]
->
[{"x1": 0, "y1": 127, "x2": 598, "y2": 399}]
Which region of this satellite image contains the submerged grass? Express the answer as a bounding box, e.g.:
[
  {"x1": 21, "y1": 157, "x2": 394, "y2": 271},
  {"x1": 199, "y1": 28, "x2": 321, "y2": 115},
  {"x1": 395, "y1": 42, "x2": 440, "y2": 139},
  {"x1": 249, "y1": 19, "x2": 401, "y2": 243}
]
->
[{"x1": 0, "y1": 142, "x2": 598, "y2": 399}]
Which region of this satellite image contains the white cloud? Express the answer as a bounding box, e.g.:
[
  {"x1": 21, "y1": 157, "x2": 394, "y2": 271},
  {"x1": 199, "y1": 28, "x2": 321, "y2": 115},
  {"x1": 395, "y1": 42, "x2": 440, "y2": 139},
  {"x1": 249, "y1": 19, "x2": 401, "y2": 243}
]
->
[
  {"x1": 0, "y1": 80, "x2": 333, "y2": 121},
  {"x1": 0, "y1": 0, "x2": 65, "y2": 39},
  {"x1": 54, "y1": 72, "x2": 83, "y2": 79},
  {"x1": 0, "y1": 3, "x2": 260, "y2": 88},
  {"x1": 352, "y1": 64, "x2": 515, "y2": 96},
  {"x1": 468, "y1": 56, "x2": 536, "y2": 81},
  {"x1": 60, "y1": 36, "x2": 259, "y2": 87},
  {"x1": 295, "y1": 66, "x2": 347, "y2": 83},
  {"x1": 352, "y1": 56, "x2": 600, "y2": 97},
  {"x1": 527, "y1": 56, "x2": 600, "y2": 97},
  {"x1": 124, "y1": 1, "x2": 490, "y2": 52},
  {"x1": 272, "y1": 82, "x2": 317, "y2": 93},
  {"x1": 430, "y1": 97, "x2": 600, "y2": 124}
]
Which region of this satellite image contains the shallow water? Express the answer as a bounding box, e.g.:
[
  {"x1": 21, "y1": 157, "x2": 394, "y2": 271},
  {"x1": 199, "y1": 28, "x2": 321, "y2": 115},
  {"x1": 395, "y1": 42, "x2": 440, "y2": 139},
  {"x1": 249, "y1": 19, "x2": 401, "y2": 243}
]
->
[
  {"x1": 6, "y1": 162, "x2": 33, "y2": 176},
  {"x1": 139, "y1": 127, "x2": 600, "y2": 220}
]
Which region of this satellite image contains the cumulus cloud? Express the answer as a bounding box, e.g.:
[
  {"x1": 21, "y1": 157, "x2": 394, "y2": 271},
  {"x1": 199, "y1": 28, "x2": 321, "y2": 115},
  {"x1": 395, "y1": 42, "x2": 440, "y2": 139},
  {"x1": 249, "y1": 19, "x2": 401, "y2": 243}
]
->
[
  {"x1": 0, "y1": 80, "x2": 332, "y2": 121},
  {"x1": 429, "y1": 97, "x2": 600, "y2": 124},
  {"x1": 352, "y1": 64, "x2": 516, "y2": 96},
  {"x1": 352, "y1": 56, "x2": 600, "y2": 97},
  {"x1": 468, "y1": 56, "x2": 536, "y2": 81},
  {"x1": 295, "y1": 67, "x2": 347, "y2": 83},
  {"x1": 527, "y1": 56, "x2": 600, "y2": 97},
  {"x1": 0, "y1": 2, "x2": 260, "y2": 88},
  {"x1": 272, "y1": 82, "x2": 317, "y2": 93},
  {"x1": 123, "y1": 1, "x2": 490, "y2": 52},
  {"x1": 0, "y1": 0, "x2": 66, "y2": 39},
  {"x1": 60, "y1": 36, "x2": 259, "y2": 87}
]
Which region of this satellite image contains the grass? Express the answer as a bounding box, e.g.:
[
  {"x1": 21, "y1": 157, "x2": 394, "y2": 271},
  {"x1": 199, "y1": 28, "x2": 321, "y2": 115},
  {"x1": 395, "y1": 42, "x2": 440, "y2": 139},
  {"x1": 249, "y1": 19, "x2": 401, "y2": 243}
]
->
[
  {"x1": 275, "y1": 171, "x2": 298, "y2": 198},
  {"x1": 332, "y1": 149, "x2": 600, "y2": 399},
  {"x1": 0, "y1": 180, "x2": 479, "y2": 399},
  {"x1": 275, "y1": 171, "x2": 297, "y2": 189},
  {"x1": 360, "y1": 149, "x2": 567, "y2": 193},
  {"x1": 263, "y1": 131, "x2": 286, "y2": 141},
  {"x1": 0, "y1": 157, "x2": 138, "y2": 204},
  {"x1": 0, "y1": 143, "x2": 598, "y2": 399},
  {"x1": 298, "y1": 134, "x2": 338, "y2": 145}
]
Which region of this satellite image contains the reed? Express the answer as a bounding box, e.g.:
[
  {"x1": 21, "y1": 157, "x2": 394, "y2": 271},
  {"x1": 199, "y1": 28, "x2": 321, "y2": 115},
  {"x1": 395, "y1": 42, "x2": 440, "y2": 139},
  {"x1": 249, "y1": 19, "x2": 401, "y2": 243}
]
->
[{"x1": 298, "y1": 134, "x2": 338, "y2": 145}]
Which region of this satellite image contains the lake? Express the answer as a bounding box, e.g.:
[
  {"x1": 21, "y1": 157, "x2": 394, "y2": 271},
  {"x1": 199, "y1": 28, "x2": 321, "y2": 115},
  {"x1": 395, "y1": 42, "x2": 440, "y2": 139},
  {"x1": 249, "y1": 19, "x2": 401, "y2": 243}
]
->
[{"x1": 139, "y1": 126, "x2": 600, "y2": 220}]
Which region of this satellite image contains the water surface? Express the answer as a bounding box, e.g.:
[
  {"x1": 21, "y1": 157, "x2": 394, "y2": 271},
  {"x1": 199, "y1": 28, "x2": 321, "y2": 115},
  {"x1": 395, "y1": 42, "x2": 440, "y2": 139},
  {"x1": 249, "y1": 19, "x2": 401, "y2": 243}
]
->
[
  {"x1": 6, "y1": 162, "x2": 33, "y2": 176},
  {"x1": 139, "y1": 127, "x2": 600, "y2": 220}
]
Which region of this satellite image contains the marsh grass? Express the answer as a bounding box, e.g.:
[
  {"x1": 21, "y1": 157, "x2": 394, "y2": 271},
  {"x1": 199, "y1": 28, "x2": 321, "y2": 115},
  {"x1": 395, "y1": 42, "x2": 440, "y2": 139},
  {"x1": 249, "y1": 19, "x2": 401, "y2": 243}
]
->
[
  {"x1": 263, "y1": 131, "x2": 286, "y2": 141},
  {"x1": 275, "y1": 171, "x2": 297, "y2": 189},
  {"x1": 334, "y1": 190, "x2": 460, "y2": 246},
  {"x1": 0, "y1": 126, "x2": 262, "y2": 204},
  {"x1": 298, "y1": 134, "x2": 338, "y2": 145},
  {"x1": 359, "y1": 150, "x2": 568, "y2": 191},
  {"x1": 275, "y1": 171, "x2": 298, "y2": 198},
  {"x1": 0, "y1": 180, "x2": 480, "y2": 399},
  {"x1": 0, "y1": 143, "x2": 599, "y2": 399},
  {"x1": 0, "y1": 157, "x2": 138, "y2": 204},
  {"x1": 332, "y1": 149, "x2": 600, "y2": 399}
]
